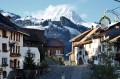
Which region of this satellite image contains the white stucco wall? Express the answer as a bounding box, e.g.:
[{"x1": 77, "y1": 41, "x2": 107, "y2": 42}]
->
[
  {"x1": 0, "y1": 30, "x2": 11, "y2": 77},
  {"x1": 19, "y1": 47, "x2": 40, "y2": 69},
  {"x1": 0, "y1": 29, "x2": 26, "y2": 78},
  {"x1": 73, "y1": 38, "x2": 101, "y2": 65}
]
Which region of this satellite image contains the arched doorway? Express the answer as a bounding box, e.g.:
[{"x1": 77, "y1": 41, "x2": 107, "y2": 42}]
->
[{"x1": 78, "y1": 57, "x2": 83, "y2": 65}]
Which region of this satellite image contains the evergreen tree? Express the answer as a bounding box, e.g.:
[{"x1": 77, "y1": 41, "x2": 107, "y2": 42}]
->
[
  {"x1": 23, "y1": 49, "x2": 36, "y2": 69},
  {"x1": 91, "y1": 41, "x2": 119, "y2": 79},
  {"x1": 38, "y1": 45, "x2": 45, "y2": 61}
]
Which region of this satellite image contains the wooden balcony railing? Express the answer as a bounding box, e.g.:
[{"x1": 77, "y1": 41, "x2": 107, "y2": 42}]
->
[
  {"x1": 10, "y1": 53, "x2": 21, "y2": 57},
  {"x1": 2, "y1": 63, "x2": 8, "y2": 67}
]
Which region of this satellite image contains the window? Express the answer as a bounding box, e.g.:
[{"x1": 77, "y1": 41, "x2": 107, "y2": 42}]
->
[
  {"x1": 48, "y1": 50, "x2": 51, "y2": 56},
  {"x1": 16, "y1": 33, "x2": 18, "y2": 41},
  {"x1": 10, "y1": 60, "x2": 13, "y2": 68},
  {"x1": 98, "y1": 54, "x2": 101, "y2": 58},
  {"x1": 85, "y1": 51, "x2": 88, "y2": 56},
  {"x1": 78, "y1": 51, "x2": 82, "y2": 55},
  {"x1": 13, "y1": 46, "x2": 15, "y2": 53},
  {"x1": 18, "y1": 61, "x2": 20, "y2": 67},
  {"x1": 102, "y1": 45, "x2": 105, "y2": 51},
  {"x1": 2, "y1": 58, "x2": 7, "y2": 65},
  {"x1": 95, "y1": 56, "x2": 98, "y2": 60},
  {"x1": 19, "y1": 33, "x2": 20, "y2": 42},
  {"x1": 56, "y1": 50, "x2": 59, "y2": 54},
  {"x1": 14, "y1": 33, "x2": 15, "y2": 40},
  {"x1": 2, "y1": 43, "x2": 7, "y2": 52},
  {"x1": 2, "y1": 30, "x2": 7, "y2": 38},
  {"x1": 32, "y1": 54, "x2": 35, "y2": 58},
  {"x1": 18, "y1": 46, "x2": 20, "y2": 54},
  {"x1": 93, "y1": 56, "x2": 97, "y2": 60},
  {"x1": 83, "y1": 55, "x2": 84, "y2": 59},
  {"x1": 98, "y1": 46, "x2": 101, "y2": 52}
]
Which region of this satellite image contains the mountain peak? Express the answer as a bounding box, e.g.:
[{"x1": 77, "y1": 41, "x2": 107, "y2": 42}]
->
[{"x1": 39, "y1": 5, "x2": 83, "y2": 24}]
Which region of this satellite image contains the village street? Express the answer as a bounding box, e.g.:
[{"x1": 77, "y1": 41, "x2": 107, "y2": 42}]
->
[
  {"x1": 36, "y1": 65, "x2": 90, "y2": 79},
  {"x1": 36, "y1": 57, "x2": 90, "y2": 79}
]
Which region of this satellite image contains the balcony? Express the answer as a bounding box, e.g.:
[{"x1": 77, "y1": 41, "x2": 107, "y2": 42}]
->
[
  {"x1": 11, "y1": 66, "x2": 20, "y2": 69},
  {"x1": 10, "y1": 53, "x2": 21, "y2": 57},
  {"x1": 56, "y1": 53, "x2": 63, "y2": 56},
  {"x1": 2, "y1": 63, "x2": 8, "y2": 67}
]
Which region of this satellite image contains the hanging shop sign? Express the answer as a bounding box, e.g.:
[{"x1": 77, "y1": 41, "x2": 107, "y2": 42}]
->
[{"x1": 99, "y1": 15, "x2": 111, "y2": 30}]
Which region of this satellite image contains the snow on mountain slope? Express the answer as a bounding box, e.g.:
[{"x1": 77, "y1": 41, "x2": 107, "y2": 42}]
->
[
  {"x1": 64, "y1": 26, "x2": 80, "y2": 35},
  {"x1": 25, "y1": 25, "x2": 50, "y2": 30},
  {"x1": 0, "y1": 9, "x2": 21, "y2": 21},
  {"x1": 81, "y1": 22, "x2": 99, "y2": 28},
  {"x1": 32, "y1": 5, "x2": 83, "y2": 24},
  {"x1": 15, "y1": 16, "x2": 42, "y2": 23}
]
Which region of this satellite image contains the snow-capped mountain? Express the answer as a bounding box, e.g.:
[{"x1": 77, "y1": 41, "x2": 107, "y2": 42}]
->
[
  {"x1": 0, "y1": 9, "x2": 21, "y2": 22},
  {"x1": 24, "y1": 16, "x2": 88, "y2": 55},
  {"x1": 0, "y1": 7, "x2": 89, "y2": 56},
  {"x1": 14, "y1": 16, "x2": 44, "y2": 27},
  {"x1": 38, "y1": 5, "x2": 84, "y2": 24}
]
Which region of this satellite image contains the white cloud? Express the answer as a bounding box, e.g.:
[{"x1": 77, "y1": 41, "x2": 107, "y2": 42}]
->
[
  {"x1": 80, "y1": 13, "x2": 88, "y2": 19},
  {"x1": 31, "y1": 10, "x2": 43, "y2": 19}
]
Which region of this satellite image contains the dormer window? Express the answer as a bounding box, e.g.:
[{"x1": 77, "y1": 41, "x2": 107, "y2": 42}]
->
[{"x1": 2, "y1": 30, "x2": 7, "y2": 38}]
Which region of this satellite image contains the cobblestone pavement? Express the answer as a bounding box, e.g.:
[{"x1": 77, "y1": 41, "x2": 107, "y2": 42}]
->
[{"x1": 36, "y1": 65, "x2": 90, "y2": 79}]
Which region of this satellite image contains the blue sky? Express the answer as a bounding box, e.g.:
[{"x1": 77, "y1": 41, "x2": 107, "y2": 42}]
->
[{"x1": 0, "y1": 0, "x2": 120, "y2": 22}]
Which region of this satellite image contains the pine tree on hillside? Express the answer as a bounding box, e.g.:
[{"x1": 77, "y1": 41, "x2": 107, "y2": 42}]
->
[{"x1": 23, "y1": 49, "x2": 36, "y2": 69}]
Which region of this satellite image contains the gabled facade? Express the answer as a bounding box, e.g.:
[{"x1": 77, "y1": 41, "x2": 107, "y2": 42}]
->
[
  {"x1": 0, "y1": 13, "x2": 43, "y2": 79},
  {"x1": 46, "y1": 38, "x2": 65, "y2": 62},
  {"x1": 0, "y1": 13, "x2": 27, "y2": 79},
  {"x1": 69, "y1": 22, "x2": 120, "y2": 66}
]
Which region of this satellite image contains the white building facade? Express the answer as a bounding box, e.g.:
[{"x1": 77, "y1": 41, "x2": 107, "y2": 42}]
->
[
  {"x1": 0, "y1": 13, "x2": 41, "y2": 79},
  {"x1": 69, "y1": 22, "x2": 120, "y2": 66}
]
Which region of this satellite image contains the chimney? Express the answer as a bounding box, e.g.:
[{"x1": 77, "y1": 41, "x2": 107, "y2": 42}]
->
[{"x1": 91, "y1": 25, "x2": 94, "y2": 30}]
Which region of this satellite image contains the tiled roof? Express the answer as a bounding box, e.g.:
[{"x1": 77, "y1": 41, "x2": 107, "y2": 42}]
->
[
  {"x1": 110, "y1": 35, "x2": 120, "y2": 42},
  {"x1": 46, "y1": 38, "x2": 65, "y2": 47},
  {"x1": 100, "y1": 22, "x2": 120, "y2": 40},
  {"x1": 0, "y1": 13, "x2": 27, "y2": 34},
  {"x1": 75, "y1": 27, "x2": 99, "y2": 46},
  {"x1": 69, "y1": 30, "x2": 91, "y2": 42}
]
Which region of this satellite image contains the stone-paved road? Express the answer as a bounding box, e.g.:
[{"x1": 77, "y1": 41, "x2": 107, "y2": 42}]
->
[{"x1": 36, "y1": 65, "x2": 90, "y2": 79}]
